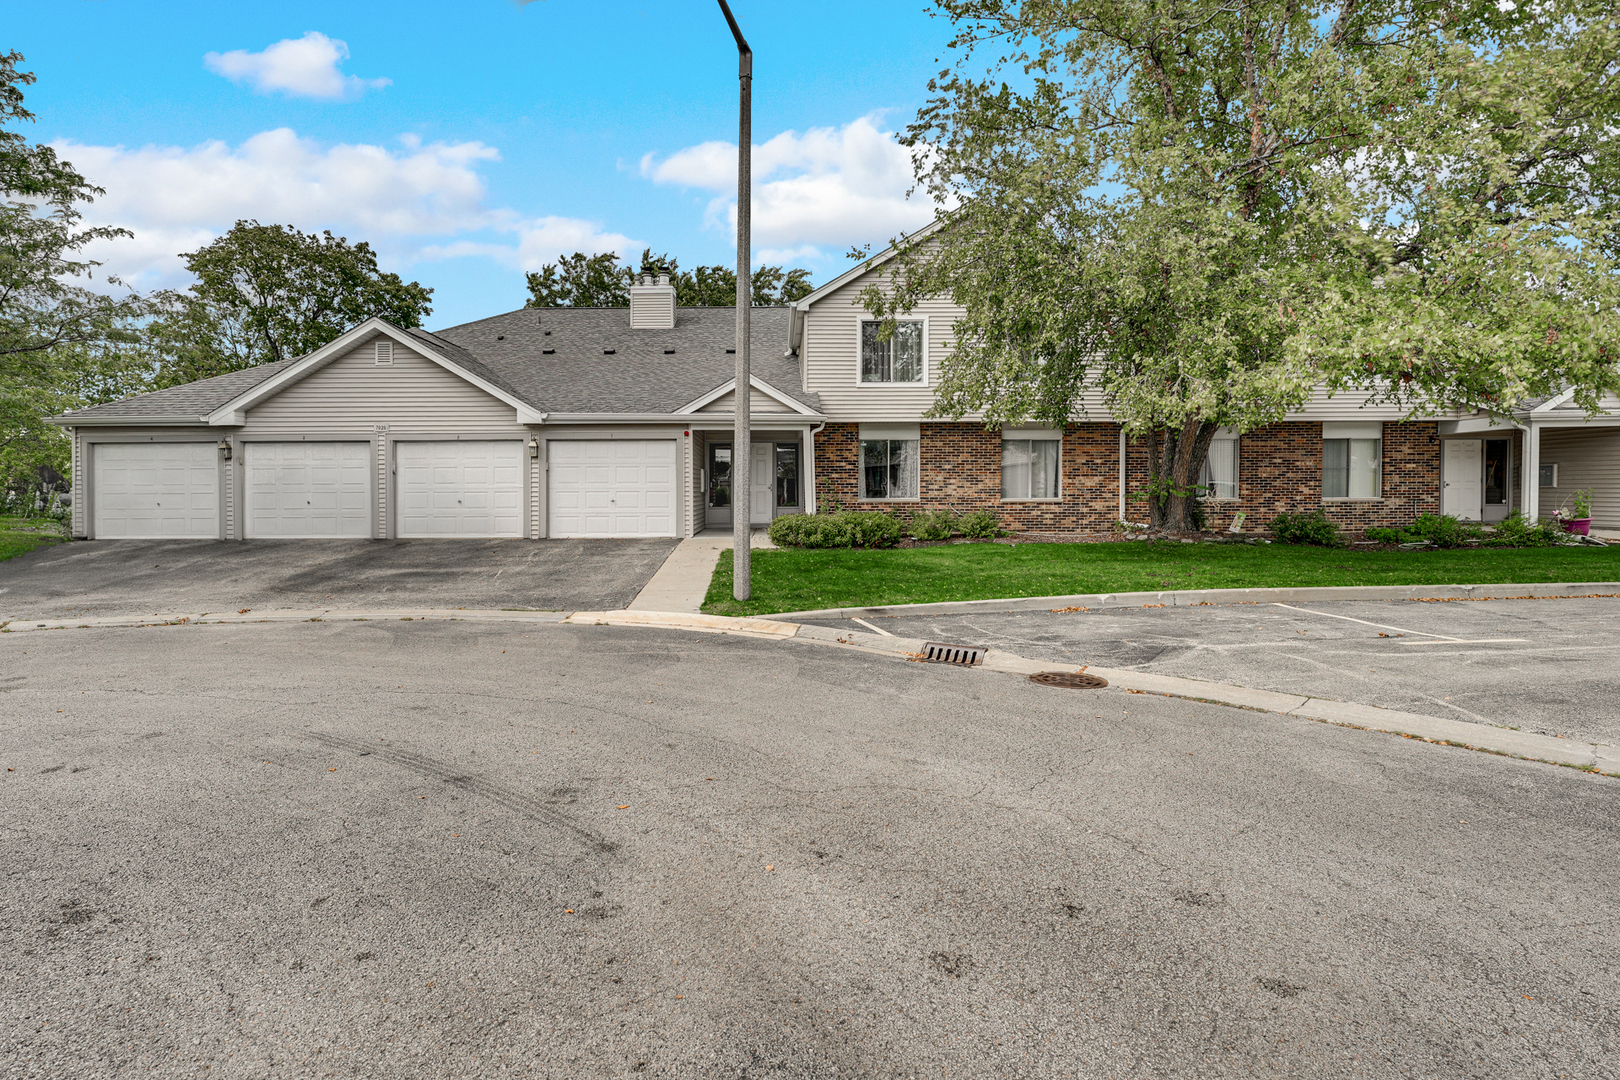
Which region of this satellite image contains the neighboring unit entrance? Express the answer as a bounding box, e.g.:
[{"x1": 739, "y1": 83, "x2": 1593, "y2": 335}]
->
[
  {"x1": 244, "y1": 442, "x2": 371, "y2": 538},
  {"x1": 548, "y1": 440, "x2": 677, "y2": 538},
  {"x1": 396, "y1": 441, "x2": 524, "y2": 538},
  {"x1": 92, "y1": 442, "x2": 219, "y2": 539},
  {"x1": 1442, "y1": 439, "x2": 1484, "y2": 520}
]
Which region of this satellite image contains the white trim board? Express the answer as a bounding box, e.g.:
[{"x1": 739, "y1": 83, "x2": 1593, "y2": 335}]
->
[{"x1": 676, "y1": 375, "x2": 820, "y2": 416}]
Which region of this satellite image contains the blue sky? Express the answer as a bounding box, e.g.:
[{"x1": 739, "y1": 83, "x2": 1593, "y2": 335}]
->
[{"x1": 11, "y1": 0, "x2": 955, "y2": 327}]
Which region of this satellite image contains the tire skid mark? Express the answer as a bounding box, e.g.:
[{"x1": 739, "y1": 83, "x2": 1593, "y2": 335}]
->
[{"x1": 307, "y1": 732, "x2": 614, "y2": 852}]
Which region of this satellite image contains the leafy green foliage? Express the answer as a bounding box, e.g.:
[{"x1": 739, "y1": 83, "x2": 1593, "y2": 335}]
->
[
  {"x1": 1364, "y1": 526, "x2": 1410, "y2": 545},
  {"x1": 1484, "y1": 512, "x2": 1577, "y2": 549},
  {"x1": 525, "y1": 248, "x2": 813, "y2": 308},
  {"x1": 1268, "y1": 510, "x2": 1344, "y2": 547},
  {"x1": 1408, "y1": 513, "x2": 1484, "y2": 549},
  {"x1": 908, "y1": 508, "x2": 957, "y2": 541},
  {"x1": 147, "y1": 221, "x2": 432, "y2": 385},
  {"x1": 767, "y1": 510, "x2": 903, "y2": 549},
  {"x1": 956, "y1": 508, "x2": 1007, "y2": 539},
  {"x1": 866, "y1": 1, "x2": 1620, "y2": 533}
]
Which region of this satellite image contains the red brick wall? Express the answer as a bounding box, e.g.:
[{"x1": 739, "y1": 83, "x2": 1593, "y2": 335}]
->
[{"x1": 812, "y1": 420, "x2": 1440, "y2": 533}]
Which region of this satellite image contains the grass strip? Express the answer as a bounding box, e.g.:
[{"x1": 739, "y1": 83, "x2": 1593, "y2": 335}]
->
[
  {"x1": 701, "y1": 540, "x2": 1620, "y2": 617},
  {"x1": 0, "y1": 516, "x2": 68, "y2": 563}
]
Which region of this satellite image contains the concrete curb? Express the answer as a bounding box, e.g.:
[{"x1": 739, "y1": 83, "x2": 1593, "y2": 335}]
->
[
  {"x1": 766, "y1": 581, "x2": 1620, "y2": 621},
  {"x1": 4, "y1": 604, "x2": 1612, "y2": 778}
]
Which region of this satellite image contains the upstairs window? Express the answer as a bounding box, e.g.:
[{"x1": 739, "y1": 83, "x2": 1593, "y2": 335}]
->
[{"x1": 859, "y1": 320, "x2": 925, "y2": 384}]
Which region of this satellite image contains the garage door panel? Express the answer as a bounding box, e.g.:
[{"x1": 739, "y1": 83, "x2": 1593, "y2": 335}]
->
[
  {"x1": 547, "y1": 440, "x2": 678, "y2": 538},
  {"x1": 93, "y1": 443, "x2": 220, "y2": 539},
  {"x1": 245, "y1": 442, "x2": 372, "y2": 539},
  {"x1": 396, "y1": 441, "x2": 524, "y2": 538}
]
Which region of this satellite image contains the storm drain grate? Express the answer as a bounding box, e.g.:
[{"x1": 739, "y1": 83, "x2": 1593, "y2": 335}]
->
[
  {"x1": 922, "y1": 642, "x2": 987, "y2": 666},
  {"x1": 1029, "y1": 671, "x2": 1110, "y2": 690}
]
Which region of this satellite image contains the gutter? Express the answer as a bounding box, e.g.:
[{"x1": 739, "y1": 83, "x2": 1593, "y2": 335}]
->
[
  {"x1": 46, "y1": 414, "x2": 211, "y2": 427},
  {"x1": 543, "y1": 412, "x2": 826, "y2": 425}
]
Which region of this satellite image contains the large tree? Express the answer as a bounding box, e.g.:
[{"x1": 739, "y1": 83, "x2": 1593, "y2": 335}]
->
[
  {"x1": 525, "y1": 248, "x2": 813, "y2": 308},
  {"x1": 866, "y1": 0, "x2": 1620, "y2": 531},
  {"x1": 150, "y1": 220, "x2": 433, "y2": 385},
  {"x1": 0, "y1": 51, "x2": 148, "y2": 504}
]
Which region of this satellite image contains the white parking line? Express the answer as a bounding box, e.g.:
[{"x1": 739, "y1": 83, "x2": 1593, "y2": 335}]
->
[
  {"x1": 1270, "y1": 602, "x2": 1526, "y2": 644},
  {"x1": 850, "y1": 617, "x2": 894, "y2": 637}
]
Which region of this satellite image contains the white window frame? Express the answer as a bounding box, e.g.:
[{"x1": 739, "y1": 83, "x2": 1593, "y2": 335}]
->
[
  {"x1": 855, "y1": 316, "x2": 929, "y2": 386},
  {"x1": 1198, "y1": 428, "x2": 1240, "y2": 501},
  {"x1": 1322, "y1": 421, "x2": 1383, "y2": 501},
  {"x1": 1001, "y1": 428, "x2": 1062, "y2": 502},
  {"x1": 858, "y1": 434, "x2": 920, "y2": 501}
]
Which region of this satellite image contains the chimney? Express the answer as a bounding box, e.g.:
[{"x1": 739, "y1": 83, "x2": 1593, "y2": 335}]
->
[{"x1": 629, "y1": 269, "x2": 677, "y2": 330}]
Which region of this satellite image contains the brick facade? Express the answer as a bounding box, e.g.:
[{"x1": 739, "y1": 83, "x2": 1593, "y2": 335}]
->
[{"x1": 813, "y1": 420, "x2": 1440, "y2": 534}]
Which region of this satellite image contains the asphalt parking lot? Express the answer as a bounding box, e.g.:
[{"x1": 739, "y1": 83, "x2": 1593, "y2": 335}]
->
[
  {"x1": 0, "y1": 537, "x2": 678, "y2": 619},
  {"x1": 811, "y1": 595, "x2": 1620, "y2": 745},
  {"x1": 3, "y1": 619, "x2": 1615, "y2": 1079}
]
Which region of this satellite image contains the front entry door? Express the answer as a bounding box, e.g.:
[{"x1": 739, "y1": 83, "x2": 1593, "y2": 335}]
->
[
  {"x1": 1443, "y1": 439, "x2": 1483, "y2": 520},
  {"x1": 750, "y1": 442, "x2": 774, "y2": 525}
]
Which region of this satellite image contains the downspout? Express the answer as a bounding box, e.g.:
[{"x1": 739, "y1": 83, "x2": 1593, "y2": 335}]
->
[{"x1": 806, "y1": 421, "x2": 825, "y2": 514}]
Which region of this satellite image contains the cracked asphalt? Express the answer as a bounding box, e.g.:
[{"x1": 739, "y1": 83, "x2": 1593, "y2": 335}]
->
[
  {"x1": 810, "y1": 596, "x2": 1620, "y2": 745},
  {"x1": 3, "y1": 619, "x2": 1616, "y2": 1078}
]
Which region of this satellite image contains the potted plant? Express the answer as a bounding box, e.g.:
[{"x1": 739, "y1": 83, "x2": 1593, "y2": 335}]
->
[{"x1": 1559, "y1": 489, "x2": 1594, "y2": 536}]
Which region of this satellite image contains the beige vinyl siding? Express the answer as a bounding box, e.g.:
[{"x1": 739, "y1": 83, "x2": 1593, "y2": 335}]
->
[
  {"x1": 803, "y1": 273, "x2": 1416, "y2": 424},
  {"x1": 1539, "y1": 427, "x2": 1620, "y2": 528},
  {"x1": 241, "y1": 334, "x2": 531, "y2": 539},
  {"x1": 690, "y1": 432, "x2": 707, "y2": 535},
  {"x1": 70, "y1": 427, "x2": 83, "y2": 537},
  {"x1": 696, "y1": 386, "x2": 797, "y2": 413},
  {"x1": 243, "y1": 336, "x2": 524, "y2": 435}
]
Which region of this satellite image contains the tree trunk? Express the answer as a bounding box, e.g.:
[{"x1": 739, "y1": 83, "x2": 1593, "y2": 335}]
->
[{"x1": 1145, "y1": 420, "x2": 1219, "y2": 533}]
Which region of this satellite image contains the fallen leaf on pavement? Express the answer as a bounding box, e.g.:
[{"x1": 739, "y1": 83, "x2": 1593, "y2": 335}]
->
[{"x1": 617, "y1": 805, "x2": 630, "y2": 809}]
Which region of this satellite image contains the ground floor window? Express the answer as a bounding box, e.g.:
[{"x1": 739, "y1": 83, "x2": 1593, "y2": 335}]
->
[
  {"x1": 708, "y1": 443, "x2": 731, "y2": 507},
  {"x1": 861, "y1": 438, "x2": 918, "y2": 500},
  {"x1": 1002, "y1": 438, "x2": 1060, "y2": 499},
  {"x1": 775, "y1": 443, "x2": 799, "y2": 507},
  {"x1": 1324, "y1": 438, "x2": 1381, "y2": 499},
  {"x1": 1199, "y1": 435, "x2": 1239, "y2": 500}
]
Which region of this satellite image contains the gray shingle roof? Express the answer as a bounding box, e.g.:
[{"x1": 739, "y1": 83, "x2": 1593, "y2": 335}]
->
[
  {"x1": 427, "y1": 306, "x2": 816, "y2": 414},
  {"x1": 56, "y1": 306, "x2": 816, "y2": 423},
  {"x1": 54, "y1": 356, "x2": 301, "y2": 420}
]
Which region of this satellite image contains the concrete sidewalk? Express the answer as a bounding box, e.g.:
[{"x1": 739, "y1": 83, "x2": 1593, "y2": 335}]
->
[{"x1": 626, "y1": 529, "x2": 775, "y2": 613}]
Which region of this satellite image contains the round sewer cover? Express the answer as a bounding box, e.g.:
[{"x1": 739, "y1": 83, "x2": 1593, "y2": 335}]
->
[{"x1": 1029, "y1": 671, "x2": 1109, "y2": 689}]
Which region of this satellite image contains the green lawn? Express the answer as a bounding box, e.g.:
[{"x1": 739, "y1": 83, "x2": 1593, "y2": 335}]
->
[
  {"x1": 701, "y1": 540, "x2": 1620, "y2": 617},
  {"x1": 0, "y1": 515, "x2": 68, "y2": 563}
]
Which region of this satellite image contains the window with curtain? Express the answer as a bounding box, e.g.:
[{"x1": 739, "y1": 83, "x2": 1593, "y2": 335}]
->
[
  {"x1": 861, "y1": 439, "x2": 918, "y2": 499},
  {"x1": 859, "y1": 321, "x2": 924, "y2": 383},
  {"x1": 1001, "y1": 438, "x2": 1060, "y2": 499},
  {"x1": 1323, "y1": 438, "x2": 1381, "y2": 498},
  {"x1": 1198, "y1": 438, "x2": 1239, "y2": 500}
]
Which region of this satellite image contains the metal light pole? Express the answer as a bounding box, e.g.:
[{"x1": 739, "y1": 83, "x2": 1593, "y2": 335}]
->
[{"x1": 719, "y1": 0, "x2": 752, "y2": 601}]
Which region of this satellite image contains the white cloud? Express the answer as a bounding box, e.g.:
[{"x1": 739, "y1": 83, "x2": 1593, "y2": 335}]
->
[
  {"x1": 641, "y1": 114, "x2": 941, "y2": 250},
  {"x1": 204, "y1": 32, "x2": 390, "y2": 100},
  {"x1": 55, "y1": 129, "x2": 637, "y2": 291}
]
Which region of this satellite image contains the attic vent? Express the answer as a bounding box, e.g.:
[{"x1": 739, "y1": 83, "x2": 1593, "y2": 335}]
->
[{"x1": 375, "y1": 341, "x2": 393, "y2": 365}]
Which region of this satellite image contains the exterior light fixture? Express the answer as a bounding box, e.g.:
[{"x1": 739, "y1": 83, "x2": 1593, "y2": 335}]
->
[
  {"x1": 218, "y1": 439, "x2": 232, "y2": 461},
  {"x1": 528, "y1": 437, "x2": 540, "y2": 459}
]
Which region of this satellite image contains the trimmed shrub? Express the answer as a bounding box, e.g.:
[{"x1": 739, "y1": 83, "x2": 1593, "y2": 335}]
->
[
  {"x1": 957, "y1": 508, "x2": 1007, "y2": 539},
  {"x1": 1363, "y1": 526, "x2": 1410, "y2": 544},
  {"x1": 767, "y1": 510, "x2": 903, "y2": 549},
  {"x1": 908, "y1": 508, "x2": 957, "y2": 541},
  {"x1": 1407, "y1": 513, "x2": 1482, "y2": 549},
  {"x1": 1268, "y1": 509, "x2": 1344, "y2": 547}
]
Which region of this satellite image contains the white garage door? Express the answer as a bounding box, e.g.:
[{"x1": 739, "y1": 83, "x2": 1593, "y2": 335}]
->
[
  {"x1": 396, "y1": 441, "x2": 524, "y2": 538},
  {"x1": 548, "y1": 440, "x2": 678, "y2": 538},
  {"x1": 245, "y1": 442, "x2": 372, "y2": 538},
  {"x1": 93, "y1": 443, "x2": 219, "y2": 539}
]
